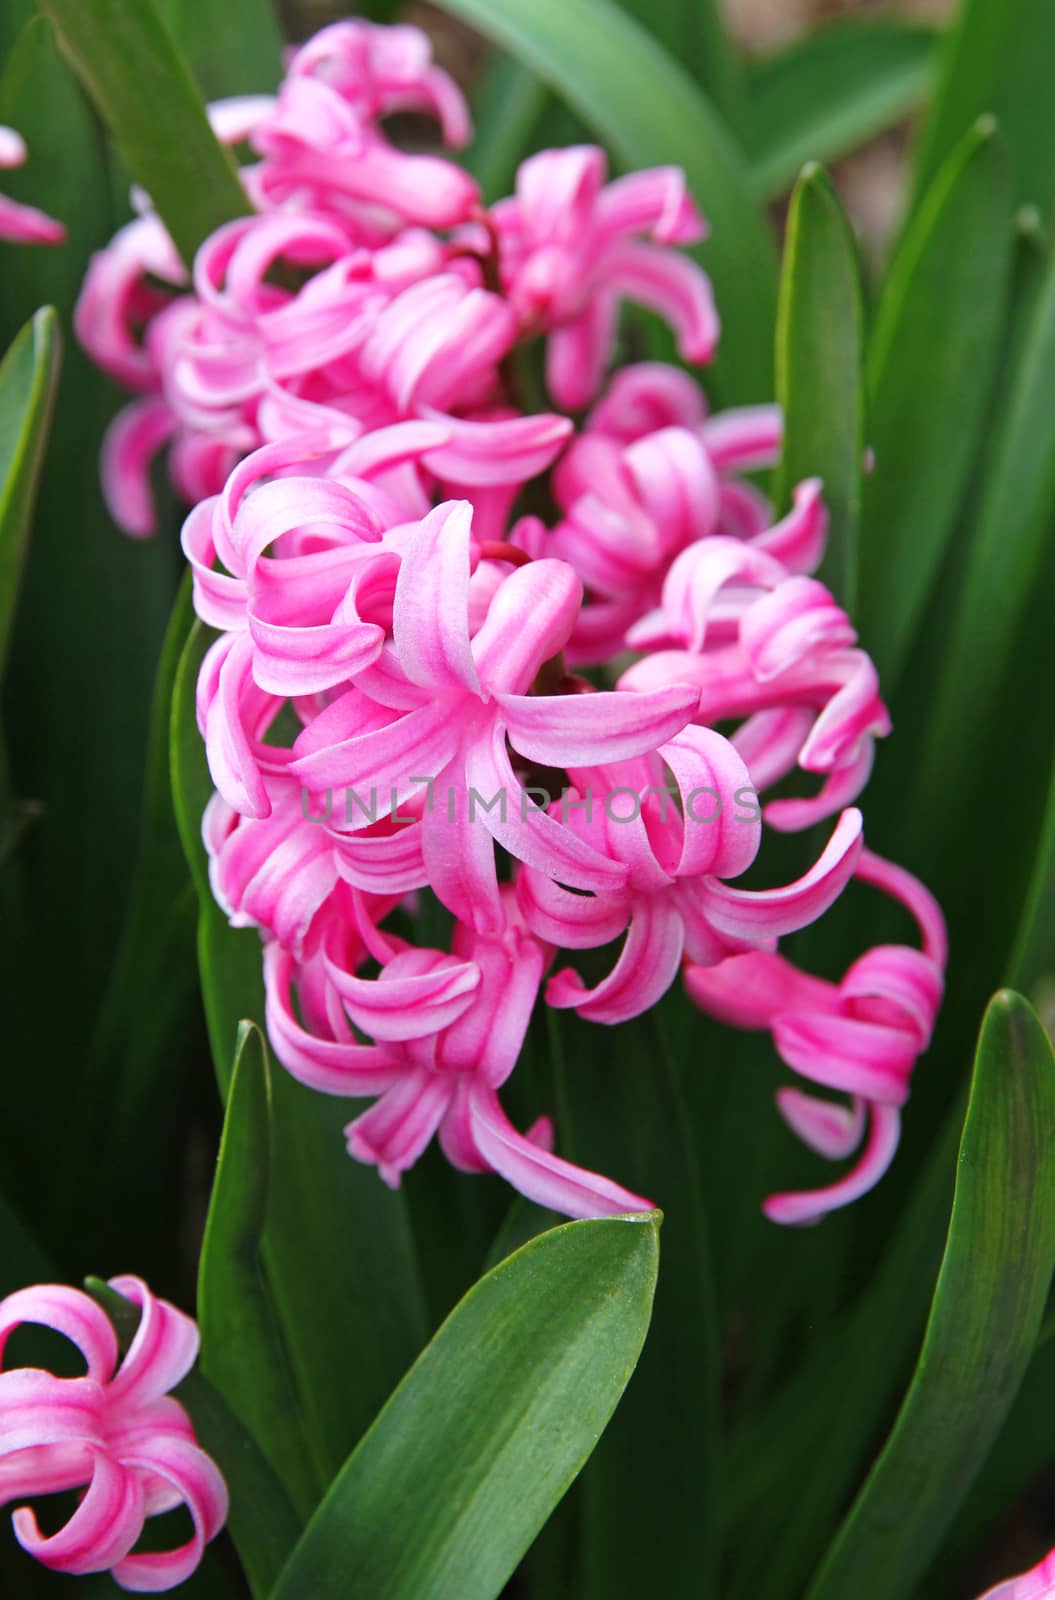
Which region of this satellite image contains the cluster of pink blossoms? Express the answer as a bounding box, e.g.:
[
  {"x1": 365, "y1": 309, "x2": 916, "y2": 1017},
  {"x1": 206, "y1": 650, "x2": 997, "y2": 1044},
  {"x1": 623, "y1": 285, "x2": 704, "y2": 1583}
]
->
[
  {"x1": 77, "y1": 20, "x2": 946, "y2": 1226},
  {"x1": 0, "y1": 1278, "x2": 226, "y2": 1590}
]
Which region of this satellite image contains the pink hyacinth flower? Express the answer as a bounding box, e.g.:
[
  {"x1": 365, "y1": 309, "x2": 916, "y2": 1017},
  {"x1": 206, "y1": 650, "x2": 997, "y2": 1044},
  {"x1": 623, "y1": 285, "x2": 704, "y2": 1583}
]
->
[
  {"x1": 187, "y1": 425, "x2": 573, "y2": 818},
  {"x1": 0, "y1": 1277, "x2": 227, "y2": 1590},
  {"x1": 549, "y1": 399, "x2": 784, "y2": 665},
  {"x1": 492, "y1": 146, "x2": 719, "y2": 409},
  {"x1": 249, "y1": 24, "x2": 477, "y2": 231},
  {"x1": 266, "y1": 886, "x2": 652, "y2": 1218},
  {"x1": 685, "y1": 848, "x2": 946, "y2": 1224},
  {"x1": 518, "y1": 726, "x2": 862, "y2": 1024},
  {"x1": 290, "y1": 498, "x2": 700, "y2": 931},
  {"x1": 284, "y1": 20, "x2": 471, "y2": 148},
  {"x1": 622, "y1": 499, "x2": 887, "y2": 833},
  {"x1": 977, "y1": 1548, "x2": 1055, "y2": 1598},
  {"x1": 0, "y1": 126, "x2": 65, "y2": 245}
]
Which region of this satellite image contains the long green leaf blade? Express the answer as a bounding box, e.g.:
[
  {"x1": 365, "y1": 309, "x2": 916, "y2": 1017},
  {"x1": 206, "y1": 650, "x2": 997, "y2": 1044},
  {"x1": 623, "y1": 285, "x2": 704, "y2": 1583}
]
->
[
  {"x1": 807, "y1": 990, "x2": 1055, "y2": 1600},
  {"x1": 0, "y1": 308, "x2": 59, "y2": 683},
  {"x1": 197, "y1": 1021, "x2": 321, "y2": 1524},
  {"x1": 155, "y1": 0, "x2": 282, "y2": 97},
  {"x1": 434, "y1": 0, "x2": 778, "y2": 405},
  {"x1": 273, "y1": 1213, "x2": 661, "y2": 1600},
  {"x1": 747, "y1": 21, "x2": 937, "y2": 199},
  {"x1": 54, "y1": 577, "x2": 197, "y2": 1266},
  {"x1": 36, "y1": 0, "x2": 248, "y2": 264},
  {"x1": 858, "y1": 117, "x2": 1012, "y2": 684},
  {"x1": 616, "y1": 0, "x2": 745, "y2": 136},
  {"x1": 0, "y1": 17, "x2": 175, "y2": 1244},
  {"x1": 911, "y1": 0, "x2": 1055, "y2": 217},
  {"x1": 773, "y1": 163, "x2": 864, "y2": 610},
  {"x1": 905, "y1": 239, "x2": 1055, "y2": 837}
]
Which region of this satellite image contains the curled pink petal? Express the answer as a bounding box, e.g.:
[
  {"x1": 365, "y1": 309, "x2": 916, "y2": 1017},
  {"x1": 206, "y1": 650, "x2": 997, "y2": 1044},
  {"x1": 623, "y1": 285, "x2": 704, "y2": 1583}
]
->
[
  {"x1": 763, "y1": 1104, "x2": 901, "y2": 1225},
  {"x1": 699, "y1": 808, "x2": 863, "y2": 942},
  {"x1": 100, "y1": 399, "x2": 178, "y2": 538},
  {"x1": 465, "y1": 1086, "x2": 654, "y2": 1220}
]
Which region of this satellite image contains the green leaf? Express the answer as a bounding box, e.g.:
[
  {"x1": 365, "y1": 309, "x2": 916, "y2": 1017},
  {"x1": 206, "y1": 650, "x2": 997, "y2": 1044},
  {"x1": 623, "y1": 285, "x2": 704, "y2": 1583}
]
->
[
  {"x1": 272, "y1": 1213, "x2": 660, "y2": 1600},
  {"x1": 857, "y1": 117, "x2": 1013, "y2": 686},
  {"x1": 36, "y1": 0, "x2": 248, "y2": 265},
  {"x1": 155, "y1": 0, "x2": 282, "y2": 98},
  {"x1": 933, "y1": 1323, "x2": 1055, "y2": 1590},
  {"x1": 197, "y1": 1021, "x2": 321, "y2": 1523},
  {"x1": 904, "y1": 238, "x2": 1055, "y2": 837},
  {"x1": 56, "y1": 575, "x2": 198, "y2": 1261},
  {"x1": 911, "y1": 0, "x2": 1055, "y2": 218},
  {"x1": 615, "y1": 0, "x2": 745, "y2": 136},
  {"x1": 170, "y1": 619, "x2": 428, "y2": 1483},
  {"x1": 723, "y1": 1093, "x2": 963, "y2": 1600},
  {"x1": 773, "y1": 163, "x2": 864, "y2": 610},
  {"x1": 433, "y1": 0, "x2": 778, "y2": 405},
  {"x1": 747, "y1": 21, "x2": 937, "y2": 199},
  {"x1": 807, "y1": 991, "x2": 1055, "y2": 1600},
  {"x1": 0, "y1": 17, "x2": 176, "y2": 1233},
  {"x1": 0, "y1": 308, "x2": 60, "y2": 683},
  {"x1": 85, "y1": 1278, "x2": 301, "y2": 1600}
]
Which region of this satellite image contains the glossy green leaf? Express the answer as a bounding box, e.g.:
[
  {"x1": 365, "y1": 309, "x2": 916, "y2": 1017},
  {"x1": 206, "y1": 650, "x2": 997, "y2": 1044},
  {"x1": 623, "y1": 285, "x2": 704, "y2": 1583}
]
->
[
  {"x1": 934, "y1": 1322, "x2": 1055, "y2": 1591},
  {"x1": 857, "y1": 118, "x2": 1012, "y2": 685},
  {"x1": 434, "y1": 0, "x2": 778, "y2": 405},
  {"x1": 170, "y1": 619, "x2": 428, "y2": 1482},
  {"x1": 36, "y1": 0, "x2": 248, "y2": 265},
  {"x1": 773, "y1": 163, "x2": 864, "y2": 610},
  {"x1": 911, "y1": 0, "x2": 1055, "y2": 217},
  {"x1": 197, "y1": 1022, "x2": 321, "y2": 1522},
  {"x1": 272, "y1": 1213, "x2": 660, "y2": 1600},
  {"x1": 85, "y1": 1277, "x2": 301, "y2": 1600},
  {"x1": 747, "y1": 21, "x2": 937, "y2": 199},
  {"x1": 807, "y1": 991, "x2": 1055, "y2": 1600},
  {"x1": 0, "y1": 308, "x2": 60, "y2": 682},
  {"x1": 155, "y1": 0, "x2": 282, "y2": 98}
]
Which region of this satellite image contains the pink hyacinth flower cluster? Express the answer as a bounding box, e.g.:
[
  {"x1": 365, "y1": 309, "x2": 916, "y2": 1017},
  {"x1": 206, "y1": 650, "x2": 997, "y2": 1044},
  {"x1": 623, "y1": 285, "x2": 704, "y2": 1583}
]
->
[
  {"x1": 0, "y1": 125, "x2": 65, "y2": 245},
  {"x1": 78, "y1": 19, "x2": 945, "y2": 1225},
  {"x1": 978, "y1": 1548, "x2": 1055, "y2": 1598},
  {"x1": 0, "y1": 1277, "x2": 227, "y2": 1590}
]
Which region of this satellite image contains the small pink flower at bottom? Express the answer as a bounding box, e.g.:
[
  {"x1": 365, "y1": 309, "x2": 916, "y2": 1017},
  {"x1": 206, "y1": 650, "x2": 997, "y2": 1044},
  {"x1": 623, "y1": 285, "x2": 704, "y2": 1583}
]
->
[
  {"x1": 977, "y1": 1548, "x2": 1055, "y2": 1598},
  {"x1": 0, "y1": 1276, "x2": 227, "y2": 1591}
]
